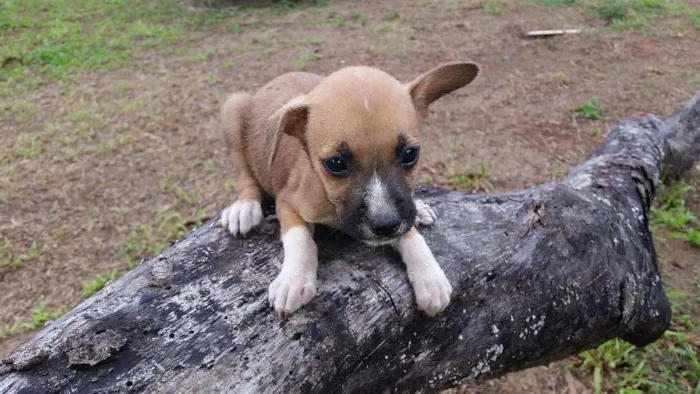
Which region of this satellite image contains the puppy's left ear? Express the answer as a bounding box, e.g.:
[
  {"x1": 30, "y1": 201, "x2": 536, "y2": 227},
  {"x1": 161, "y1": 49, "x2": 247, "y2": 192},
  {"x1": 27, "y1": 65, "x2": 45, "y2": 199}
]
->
[
  {"x1": 267, "y1": 95, "x2": 310, "y2": 169},
  {"x1": 407, "y1": 61, "x2": 480, "y2": 119}
]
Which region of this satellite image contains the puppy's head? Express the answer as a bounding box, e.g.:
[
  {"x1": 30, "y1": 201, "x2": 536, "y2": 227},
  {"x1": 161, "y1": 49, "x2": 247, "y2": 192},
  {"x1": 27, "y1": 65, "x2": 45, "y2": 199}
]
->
[{"x1": 268, "y1": 62, "x2": 480, "y2": 244}]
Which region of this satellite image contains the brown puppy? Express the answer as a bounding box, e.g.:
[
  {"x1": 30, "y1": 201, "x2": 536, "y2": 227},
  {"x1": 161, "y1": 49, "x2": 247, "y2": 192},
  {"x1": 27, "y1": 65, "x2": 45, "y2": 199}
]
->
[{"x1": 220, "y1": 61, "x2": 480, "y2": 316}]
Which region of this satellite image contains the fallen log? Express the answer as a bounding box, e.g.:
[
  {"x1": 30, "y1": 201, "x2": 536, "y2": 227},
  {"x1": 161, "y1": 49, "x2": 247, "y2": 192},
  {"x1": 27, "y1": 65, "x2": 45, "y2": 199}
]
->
[{"x1": 1, "y1": 93, "x2": 699, "y2": 394}]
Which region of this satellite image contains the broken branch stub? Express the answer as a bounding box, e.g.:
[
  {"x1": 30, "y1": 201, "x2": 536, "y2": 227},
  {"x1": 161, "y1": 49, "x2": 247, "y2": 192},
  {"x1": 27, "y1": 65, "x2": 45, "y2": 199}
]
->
[{"x1": 1, "y1": 92, "x2": 699, "y2": 393}]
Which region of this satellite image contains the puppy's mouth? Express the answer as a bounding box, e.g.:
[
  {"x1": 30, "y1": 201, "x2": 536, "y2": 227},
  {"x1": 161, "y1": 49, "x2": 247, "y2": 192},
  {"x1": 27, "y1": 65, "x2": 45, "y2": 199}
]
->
[{"x1": 357, "y1": 220, "x2": 412, "y2": 246}]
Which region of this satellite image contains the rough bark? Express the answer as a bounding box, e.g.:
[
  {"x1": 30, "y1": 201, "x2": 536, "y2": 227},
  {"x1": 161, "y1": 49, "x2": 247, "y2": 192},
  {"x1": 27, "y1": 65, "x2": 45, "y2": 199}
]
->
[{"x1": 1, "y1": 93, "x2": 699, "y2": 394}]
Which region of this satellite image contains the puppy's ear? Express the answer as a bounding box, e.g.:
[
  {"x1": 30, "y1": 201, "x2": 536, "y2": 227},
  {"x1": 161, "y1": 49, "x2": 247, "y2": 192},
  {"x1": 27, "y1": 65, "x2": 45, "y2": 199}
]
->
[
  {"x1": 267, "y1": 96, "x2": 310, "y2": 169},
  {"x1": 407, "y1": 61, "x2": 480, "y2": 118}
]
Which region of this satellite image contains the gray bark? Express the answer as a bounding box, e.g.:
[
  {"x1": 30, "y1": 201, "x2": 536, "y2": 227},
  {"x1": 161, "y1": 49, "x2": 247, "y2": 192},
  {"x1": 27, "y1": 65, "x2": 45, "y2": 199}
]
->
[{"x1": 1, "y1": 93, "x2": 699, "y2": 394}]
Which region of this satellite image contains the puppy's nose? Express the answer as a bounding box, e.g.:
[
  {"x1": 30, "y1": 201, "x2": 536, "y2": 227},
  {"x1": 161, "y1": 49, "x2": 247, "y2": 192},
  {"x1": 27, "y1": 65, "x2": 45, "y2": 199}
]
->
[{"x1": 369, "y1": 213, "x2": 401, "y2": 236}]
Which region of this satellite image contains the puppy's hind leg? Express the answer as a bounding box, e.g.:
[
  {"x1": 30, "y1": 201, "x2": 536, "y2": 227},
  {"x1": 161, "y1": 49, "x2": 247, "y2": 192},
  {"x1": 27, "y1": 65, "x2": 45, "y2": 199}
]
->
[{"x1": 220, "y1": 92, "x2": 264, "y2": 237}]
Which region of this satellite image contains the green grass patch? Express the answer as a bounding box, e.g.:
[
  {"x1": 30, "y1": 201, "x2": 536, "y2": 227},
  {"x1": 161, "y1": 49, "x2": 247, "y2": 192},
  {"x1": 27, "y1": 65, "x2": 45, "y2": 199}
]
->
[
  {"x1": 2, "y1": 100, "x2": 37, "y2": 121},
  {"x1": 0, "y1": 0, "x2": 328, "y2": 96},
  {"x1": 572, "y1": 293, "x2": 700, "y2": 393},
  {"x1": 291, "y1": 51, "x2": 322, "y2": 71},
  {"x1": 589, "y1": 0, "x2": 685, "y2": 30},
  {"x1": 484, "y1": 0, "x2": 506, "y2": 15},
  {"x1": 12, "y1": 134, "x2": 41, "y2": 160},
  {"x1": 372, "y1": 22, "x2": 396, "y2": 33},
  {"x1": 535, "y1": 0, "x2": 577, "y2": 7},
  {"x1": 348, "y1": 11, "x2": 368, "y2": 26},
  {"x1": 0, "y1": 300, "x2": 64, "y2": 340},
  {"x1": 82, "y1": 270, "x2": 119, "y2": 297},
  {"x1": 120, "y1": 206, "x2": 210, "y2": 267},
  {"x1": 572, "y1": 98, "x2": 603, "y2": 120},
  {"x1": 0, "y1": 245, "x2": 38, "y2": 268},
  {"x1": 449, "y1": 161, "x2": 493, "y2": 192},
  {"x1": 651, "y1": 183, "x2": 700, "y2": 248}
]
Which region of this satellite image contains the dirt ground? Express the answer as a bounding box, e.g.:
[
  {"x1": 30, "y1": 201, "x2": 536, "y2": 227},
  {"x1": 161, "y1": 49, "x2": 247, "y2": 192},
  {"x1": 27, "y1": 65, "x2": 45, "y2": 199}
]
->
[{"x1": 1, "y1": 0, "x2": 699, "y2": 392}]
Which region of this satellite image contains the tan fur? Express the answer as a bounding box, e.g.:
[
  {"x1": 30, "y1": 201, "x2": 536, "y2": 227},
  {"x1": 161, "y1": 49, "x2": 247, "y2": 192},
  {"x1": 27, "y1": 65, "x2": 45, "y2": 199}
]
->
[{"x1": 220, "y1": 61, "x2": 480, "y2": 315}]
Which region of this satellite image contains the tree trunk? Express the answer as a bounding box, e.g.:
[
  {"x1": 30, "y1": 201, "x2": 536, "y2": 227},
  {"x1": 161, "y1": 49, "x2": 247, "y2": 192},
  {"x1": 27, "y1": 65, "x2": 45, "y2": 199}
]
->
[{"x1": 1, "y1": 93, "x2": 699, "y2": 394}]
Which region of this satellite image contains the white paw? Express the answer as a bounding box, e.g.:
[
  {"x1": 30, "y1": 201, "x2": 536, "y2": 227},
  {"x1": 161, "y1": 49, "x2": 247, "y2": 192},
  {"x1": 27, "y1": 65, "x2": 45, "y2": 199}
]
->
[
  {"x1": 415, "y1": 199, "x2": 437, "y2": 227},
  {"x1": 409, "y1": 264, "x2": 452, "y2": 316},
  {"x1": 268, "y1": 271, "x2": 317, "y2": 316},
  {"x1": 221, "y1": 199, "x2": 263, "y2": 237}
]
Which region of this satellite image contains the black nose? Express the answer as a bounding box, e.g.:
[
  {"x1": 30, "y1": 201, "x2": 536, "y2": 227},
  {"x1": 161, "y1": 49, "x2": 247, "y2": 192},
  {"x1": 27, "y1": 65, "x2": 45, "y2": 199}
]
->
[{"x1": 369, "y1": 214, "x2": 401, "y2": 236}]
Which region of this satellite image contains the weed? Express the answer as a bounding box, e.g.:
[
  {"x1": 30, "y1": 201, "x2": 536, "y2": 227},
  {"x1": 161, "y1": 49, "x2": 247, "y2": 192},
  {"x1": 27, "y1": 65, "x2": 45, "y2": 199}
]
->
[
  {"x1": 12, "y1": 134, "x2": 41, "y2": 160},
  {"x1": 573, "y1": 294, "x2": 700, "y2": 393},
  {"x1": 651, "y1": 185, "x2": 696, "y2": 230},
  {"x1": 193, "y1": 47, "x2": 217, "y2": 61},
  {"x1": 82, "y1": 270, "x2": 119, "y2": 297},
  {"x1": 549, "y1": 71, "x2": 569, "y2": 84},
  {"x1": 228, "y1": 23, "x2": 242, "y2": 33},
  {"x1": 0, "y1": 300, "x2": 62, "y2": 340},
  {"x1": 552, "y1": 170, "x2": 565, "y2": 181},
  {"x1": 66, "y1": 108, "x2": 89, "y2": 122},
  {"x1": 384, "y1": 10, "x2": 401, "y2": 20},
  {"x1": 650, "y1": 184, "x2": 699, "y2": 248},
  {"x1": 333, "y1": 16, "x2": 345, "y2": 27},
  {"x1": 484, "y1": 0, "x2": 505, "y2": 15},
  {"x1": 4, "y1": 101, "x2": 37, "y2": 122},
  {"x1": 348, "y1": 11, "x2": 368, "y2": 26},
  {"x1": 307, "y1": 37, "x2": 325, "y2": 45},
  {"x1": 450, "y1": 161, "x2": 493, "y2": 192},
  {"x1": 596, "y1": 0, "x2": 631, "y2": 21},
  {"x1": 291, "y1": 51, "x2": 322, "y2": 71},
  {"x1": 536, "y1": 0, "x2": 576, "y2": 6},
  {"x1": 22, "y1": 301, "x2": 64, "y2": 330},
  {"x1": 373, "y1": 22, "x2": 396, "y2": 33},
  {"x1": 204, "y1": 160, "x2": 216, "y2": 174},
  {"x1": 572, "y1": 98, "x2": 603, "y2": 120},
  {"x1": 589, "y1": 127, "x2": 602, "y2": 136},
  {"x1": 591, "y1": 0, "x2": 680, "y2": 30}
]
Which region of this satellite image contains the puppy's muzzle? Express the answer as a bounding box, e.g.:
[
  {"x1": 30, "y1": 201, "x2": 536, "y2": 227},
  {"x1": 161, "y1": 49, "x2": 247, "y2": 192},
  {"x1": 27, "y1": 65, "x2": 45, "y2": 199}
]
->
[{"x1": 368, "y1": 211, "x2": 401, "y2": 237}]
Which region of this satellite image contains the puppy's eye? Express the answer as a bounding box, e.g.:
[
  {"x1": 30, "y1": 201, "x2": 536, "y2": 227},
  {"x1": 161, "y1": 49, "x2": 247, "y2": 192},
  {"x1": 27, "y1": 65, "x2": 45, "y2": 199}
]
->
[
  {"x1": 323, "y1": 156, "x2": 349, "y2": 177},
  {"x1": 400, "y1": 147, "x2": 420, "y2": 169}
]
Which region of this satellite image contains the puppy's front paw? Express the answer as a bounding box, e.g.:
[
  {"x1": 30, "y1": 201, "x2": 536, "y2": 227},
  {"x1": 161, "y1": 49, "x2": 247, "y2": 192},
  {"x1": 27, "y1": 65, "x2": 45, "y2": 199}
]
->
[
  {"x1": 415, "y1": 199, "x2": 437, "y2": 227},
  {"x1": 221, "y1": 199, "x2": 263, "y2": 237},
  {"x1": 408, "y1": 263, "x2": 452, "y2": 317},
  {"x1": 268, "y1": 271, "x2": 317, "y2": 316}
]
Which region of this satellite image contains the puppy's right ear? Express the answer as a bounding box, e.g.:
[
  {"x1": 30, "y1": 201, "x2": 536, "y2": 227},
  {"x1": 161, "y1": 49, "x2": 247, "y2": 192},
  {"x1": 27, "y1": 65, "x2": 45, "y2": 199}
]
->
[
  {"x1": 407, "y1": 61, "x2": 480, "y2": 119},
  {"x1": 267, "y1": 96, "x2": 310, "y2": 169}
]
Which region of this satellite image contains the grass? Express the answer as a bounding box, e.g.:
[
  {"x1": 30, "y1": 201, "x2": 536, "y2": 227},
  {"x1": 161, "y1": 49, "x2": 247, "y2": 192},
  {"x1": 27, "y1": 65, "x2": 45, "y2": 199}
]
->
[
  {"x1": 120, "y1": 206, "x2": 210, "y2": 267},
  {"x1": 291, "y1": 51, "x2": 322, "y2": 71},
  {"x1": 3, "y1": 101, "x2": 37, "y2": 121},
  {"x1": 535, "y1": 0, "x2": 577, "y2": 6},
  {"x1": 0, "y1": 0, "x2": 328, "y2": 96},
  {"x1": 348, "y1": 11, "x2": 368, "y2": 26},
  {"x1": 0, "y1": 300, "x2": 64, "y2": 340},
  {"x1": 572, "y1": 98, "x2": 603, "y2": 121},
  {"x1": 12, "y1": 134, "x2": 41, "y2": 160},
  {"x1": 1, "y1": 236, "x2": 39, "y2": 269},
  {"x1": 484, "y1": 0, "x2": 506, "y2": 15},
  {"x1": 571, "y1": 292, "x2": 700, "y2": 393},
  {"x1": 449, "y1": 161, "x2": 493, "y2": 193},
  {"x1": 650, "y1": 184, "x2": 700, "y2": 248},
  {"x1": 372, "y1": 22, "x2": 396, "y2": 33},
  {"x1": 82, "y1": 270, "x2": 119, "y2": 297}
]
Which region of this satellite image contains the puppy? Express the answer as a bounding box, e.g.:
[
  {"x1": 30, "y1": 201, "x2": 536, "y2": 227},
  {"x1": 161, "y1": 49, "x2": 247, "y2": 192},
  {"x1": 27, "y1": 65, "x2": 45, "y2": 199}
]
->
[{"x1": 220, "y1": 61, "x2": 480, "y2": 316}]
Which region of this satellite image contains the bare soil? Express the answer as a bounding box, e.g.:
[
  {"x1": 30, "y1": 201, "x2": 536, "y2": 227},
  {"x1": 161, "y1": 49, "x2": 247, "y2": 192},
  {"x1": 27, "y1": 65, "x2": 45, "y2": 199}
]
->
[{"x1": 1, "y1": 0, "x2": 699, "y2": 392}]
